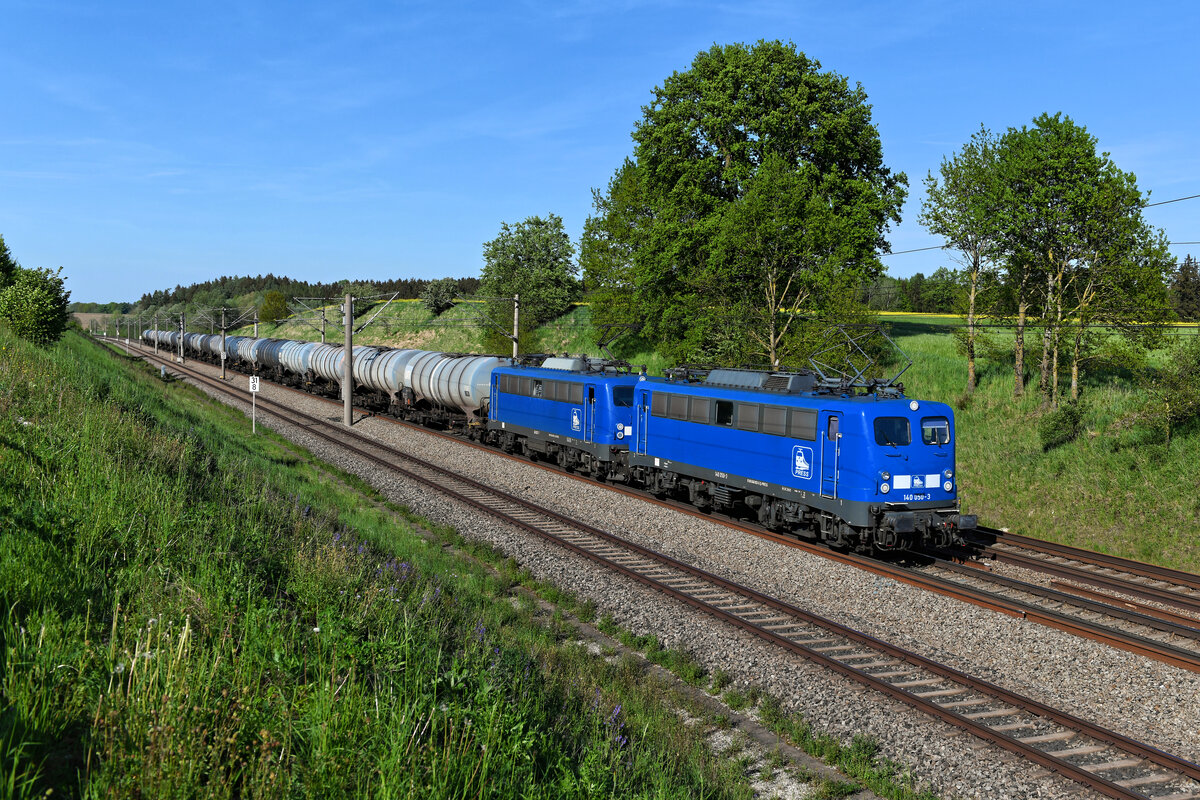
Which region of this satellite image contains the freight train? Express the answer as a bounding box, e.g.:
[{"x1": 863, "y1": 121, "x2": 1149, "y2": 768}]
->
[{"x1": 143, "y1": 330, "x2": 976, "y2": 553}]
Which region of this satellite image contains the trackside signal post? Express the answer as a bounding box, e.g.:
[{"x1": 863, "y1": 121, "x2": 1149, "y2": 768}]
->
[
  {"x1": 343, "y1": 294, "x2": 354, "y2": 426},
  {"x1": 249, "y1": 375, "x2": 260, "y2": 433}
]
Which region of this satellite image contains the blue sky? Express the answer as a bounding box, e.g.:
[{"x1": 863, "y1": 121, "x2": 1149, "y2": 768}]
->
[{"x1": 3, "y1": 1, "x2": 1198, "y2": 303}]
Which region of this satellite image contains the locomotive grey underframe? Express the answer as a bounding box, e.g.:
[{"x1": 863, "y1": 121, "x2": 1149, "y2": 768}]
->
[
  {"x1": 628, "y1": 453, "x2": 959, "y2": 529},
  {"x1": 487, "y1": 420, "x2": 623, "y2": 462}
]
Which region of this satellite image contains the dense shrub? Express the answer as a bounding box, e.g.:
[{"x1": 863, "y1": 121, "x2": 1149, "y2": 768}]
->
[
  {"x1": 1038, "y1": 400, "x2": 1085, "y2": 451},
  {"x1": 0, "y1": 266, "x2": 70, "y2": 345},
  {"x1": 420, "y1": 277, "x2": 459, "y2": 316}
]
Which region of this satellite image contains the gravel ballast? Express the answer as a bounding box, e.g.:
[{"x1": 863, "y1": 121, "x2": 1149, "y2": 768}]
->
[{"x1": 143, "y1": 350, "x2": 1200, "y2": 800}]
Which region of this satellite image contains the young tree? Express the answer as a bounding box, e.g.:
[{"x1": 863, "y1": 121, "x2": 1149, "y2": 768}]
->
[
  {"x1": 479, "y1": 213, "x2": 579, "y2": 354},
  {"x1": 584, "y1": 40, "x2": 906, "y2": 364},
  {"x1": 260, "y1": 290, "x2": 289, "y2": 324},
  {"x1": 919, "y1": 126, "x2": 1001, "y2": 395},
  {"x1": 0, "y1": 266, "x2": 71, "y2": 345},
  {"x1": 991, "y1": 113, "x2": 1168, "y2": 405},
  {"x1": 420, "y1": 277, "x2": 460, "y2": 316}
]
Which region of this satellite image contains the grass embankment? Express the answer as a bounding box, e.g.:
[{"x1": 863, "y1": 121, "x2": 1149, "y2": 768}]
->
[
  {"x1": 2, "y1": 329, "x2": 945, "y2": 799},
  {"x1": 1, "y1": 329, "x2": 756, "y2": 798},
  {"x1": 886, "y1": 319, "x2": 1200, "y2": 570}
]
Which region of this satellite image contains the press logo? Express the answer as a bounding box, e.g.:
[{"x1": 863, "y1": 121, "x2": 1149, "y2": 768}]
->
[
  {"x1": 791, "y1": 445, "x2": 813, "y2": 480},
  {"x1": 571, "y1": 408, "x2": 582, "y2": 432}
]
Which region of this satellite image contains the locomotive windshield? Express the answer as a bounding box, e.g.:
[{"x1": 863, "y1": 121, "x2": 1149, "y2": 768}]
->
[
  {"x1": 874, "y1": 417, "x2": 911, "y2": 447},
  {"x1": 613, "y1": 387, "x2": 634, "y2": 407},
  {"x1": 921, "y1": 416, "x2": 951, "y2": 445}
]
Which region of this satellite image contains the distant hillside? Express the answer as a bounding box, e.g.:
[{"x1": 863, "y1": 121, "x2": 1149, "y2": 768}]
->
[{"x1": 136, "y1": 274, "x2": 479, "y2": 309}]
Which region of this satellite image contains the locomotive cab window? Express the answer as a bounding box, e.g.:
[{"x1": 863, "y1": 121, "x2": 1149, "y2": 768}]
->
[
  {"x1": 874, "y1": 416, "x2": 911, "y2": 447},
  {"x1": 921, "y1": 416, "x2": 951, "y2": 445},
  {"x1": 612, "y1": 386, "x2": 632, "y2": 407}
]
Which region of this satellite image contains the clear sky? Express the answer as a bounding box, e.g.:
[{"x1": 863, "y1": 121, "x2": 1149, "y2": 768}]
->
[{"x1": 4, "y1": 0, "x2": 1198, "y2": 303}]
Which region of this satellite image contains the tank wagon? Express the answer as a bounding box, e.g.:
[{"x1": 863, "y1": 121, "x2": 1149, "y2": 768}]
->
[{"x1": 141, "y1": 330, "x2": 975, "y2": 553}]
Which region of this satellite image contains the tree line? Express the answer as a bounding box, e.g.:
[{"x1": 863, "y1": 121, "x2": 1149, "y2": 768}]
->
[{"x1": 130, "y1": 273, "x2": 480, "y2": 311}]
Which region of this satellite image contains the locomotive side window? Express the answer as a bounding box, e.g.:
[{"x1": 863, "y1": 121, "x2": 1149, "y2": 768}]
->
[
  {"x1": 688, "y1": 397, "x2": 710, "y2": 423},
  {"x1": 736, "y1": 403, "x2": 760, "y2": 431},
  {"x1": 551, "y1": 381, "x2": 567, "y2": 402},
  {"x1": 874, "y1": 417, "x2": 911, "y2": 446},
  {"x1": 762, "y1": 406, "x2": 788, "y2": 436},
  {"x1": 669, "y1": 395, "x2": 689, "y2": 420},
  {"x1": 922, "y1": 416, "x2": 951, "y2": 445},
  {"x1": 570, "y1": 384, "x2": 584, "y2": 404},
  {"x1": 651, "y1": 393, "x2": 669, "y2": 417},
  {"x1": 788, "y1": 409, "x2": 817, "y2": 440},
  {"x1": 715, "y1": 400, "x2": 734, "y2": 426},
  {"x1": 612, "y1": 386, "x2": 632, "y2": 407},
  {"x1": 518, "y1": 377, "x2": 531, "y2": 396},
  {"x1": 532, "y1": 380, "x2": 544, "y2": 398}
]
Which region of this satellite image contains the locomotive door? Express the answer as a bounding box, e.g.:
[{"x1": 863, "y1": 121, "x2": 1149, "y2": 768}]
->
[
  {"x1": 584, "y1": 386, "x2": 596, "y2": 443},
  {"x1": 636, "y1": 393, "x2": 650, "y2": 454},
  {"x1": 820, "y1": 412, "x2": 843, "y2": 498}
]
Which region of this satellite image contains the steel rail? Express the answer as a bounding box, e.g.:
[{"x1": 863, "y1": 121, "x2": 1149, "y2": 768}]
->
[
  {"x1": 927, "y1": 559, "x2": 1200, "y2": 642},
  {"x1": 975, "y1": 527, "x2": 1200, "y2": 594},
  {"x1": 971, "y1": 535, "x2": 1200, "y2": 616},
  {"x1": 101, "y1": 339, "x2": 1200, "y2": 800}
]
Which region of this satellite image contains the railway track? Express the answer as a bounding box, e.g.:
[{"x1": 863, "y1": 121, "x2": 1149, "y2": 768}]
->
[
  {"x1": 103, "y1": 337, "x2": 1200, "y2": 800},
  {"x1": 968, "y1": 528, "x2": 1200, "y2": 616},
  {"x1": 104, "y1": 338, "x2": 1200, "y2": 673}
]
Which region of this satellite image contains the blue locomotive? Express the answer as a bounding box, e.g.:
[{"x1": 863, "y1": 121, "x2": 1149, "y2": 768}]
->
[
  {"x1": 624, "y1": 368, "x2": 974, "y2": 551},
  {"x1": 143, "y1": 330, "x2": 975, "y2": 552}
]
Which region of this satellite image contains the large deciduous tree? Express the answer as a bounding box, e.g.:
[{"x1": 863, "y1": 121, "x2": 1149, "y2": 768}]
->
[
  {"x1": 920, "y1": 126, "x2": 1001, "y2": 395},
  {"x1": 479, "y1": 213, "x2": 579, "y2": 355},
  {"x1": 582, "y1": 40, "x2": 906, "y2": 365}
]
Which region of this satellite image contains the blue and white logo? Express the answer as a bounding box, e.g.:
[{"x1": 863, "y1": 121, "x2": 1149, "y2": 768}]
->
[
  {"x1": 913, "y1": 475, "x2": 925, "y2": 489},
  {"x1": 791, "y1": 445, "x2": 813, "y2": 480},
  {"x1": 571, "y1": 408, "x2": 582, "y2": 432}
]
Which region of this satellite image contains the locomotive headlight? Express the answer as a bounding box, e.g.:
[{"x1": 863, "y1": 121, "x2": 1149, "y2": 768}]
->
[
  {"x1": 943, "y1": 469, "x2": 953, "y2": 479},
  {"x1": 880, "y1": 471, "x2": 891, "y2": 482},
  {"x1": 943, "y1": 481, "x2": 953, "y2": 492},
  {"x1": 909, "y1": 400, "x2": 919, "y2": 411},
  {"x1": 880, "y1": 483, "x2": 890, "y2": 494},
  {"x1": 617, "y1": 423, "x2": 624, "y2": 432},
  {"x1": 616, "y1": 428, "x2": 625, "y2": 440}
]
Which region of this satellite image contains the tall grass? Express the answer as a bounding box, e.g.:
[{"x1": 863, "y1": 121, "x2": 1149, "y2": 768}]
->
[{"x1": 0, "y1": 329, "x2": 759, "y2": 798}]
